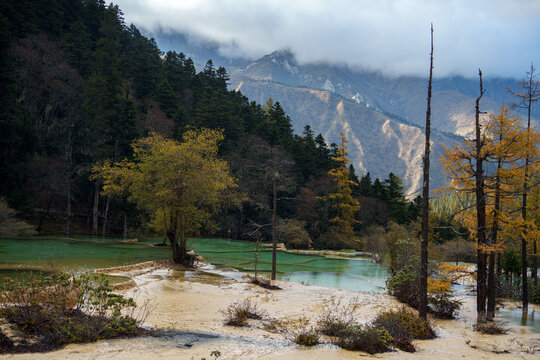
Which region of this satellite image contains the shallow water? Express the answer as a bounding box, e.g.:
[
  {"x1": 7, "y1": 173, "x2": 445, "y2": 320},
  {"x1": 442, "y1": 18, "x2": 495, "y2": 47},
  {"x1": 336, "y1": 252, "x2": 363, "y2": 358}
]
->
[
  {"x1": 0, "y1": 237, "x2": 387, "y2": 292},
  {"x1": 1, "y1": 236, "x2": 538, "y2": 333},
  {"x1": 0, "y1": 236, "x2": 171, "y2": 271},
  {"x1": 498, "y1": 306, "x2": 540, "y2": 333},
  {"x1": 187, "y1": 238, "x2": 388, "y2": 292}
]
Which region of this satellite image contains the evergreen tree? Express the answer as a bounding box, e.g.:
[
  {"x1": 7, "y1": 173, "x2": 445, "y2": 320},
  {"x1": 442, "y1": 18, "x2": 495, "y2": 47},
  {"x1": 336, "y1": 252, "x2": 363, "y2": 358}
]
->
[
  {"x1": 318, "y1": 132, "x2": 360, "y2": 249},
  {"x1": 358, "y1": 172, "x2": 373, "y2": 197}
]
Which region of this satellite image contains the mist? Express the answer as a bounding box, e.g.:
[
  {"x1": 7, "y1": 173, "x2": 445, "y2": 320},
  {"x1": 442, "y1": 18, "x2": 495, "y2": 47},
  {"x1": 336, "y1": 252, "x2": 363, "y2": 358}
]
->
[{"x1": 115, "y1": 0, "x2": 540, "y2": 78}]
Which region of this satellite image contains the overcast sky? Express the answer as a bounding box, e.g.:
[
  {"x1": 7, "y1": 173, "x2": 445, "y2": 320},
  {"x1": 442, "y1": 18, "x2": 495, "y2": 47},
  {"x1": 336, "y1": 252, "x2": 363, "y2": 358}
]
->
[{"x1": 115, "y1": 0, "x2": 540, "y2": 78}]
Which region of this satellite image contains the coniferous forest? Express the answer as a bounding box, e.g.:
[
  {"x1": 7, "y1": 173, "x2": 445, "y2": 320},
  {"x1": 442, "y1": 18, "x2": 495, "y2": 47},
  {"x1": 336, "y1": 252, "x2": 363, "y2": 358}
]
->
[
  {"x1": 0, "y1": 0, "x2": 421, "y2": 249},
  {"x1": 1, "y1": 0, "x2": 540, "y2": 357}
]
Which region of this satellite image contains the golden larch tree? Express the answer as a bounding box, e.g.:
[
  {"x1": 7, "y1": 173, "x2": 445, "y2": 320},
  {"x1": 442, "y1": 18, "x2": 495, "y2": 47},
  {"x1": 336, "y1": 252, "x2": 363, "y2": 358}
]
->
[{"x1": 92, "y1": 129, "x2": 241, "y2": 264}]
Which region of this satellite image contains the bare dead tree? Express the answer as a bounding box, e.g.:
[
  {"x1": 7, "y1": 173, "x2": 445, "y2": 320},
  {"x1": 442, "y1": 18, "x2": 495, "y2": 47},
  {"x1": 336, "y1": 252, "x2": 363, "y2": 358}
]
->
[
  {"x1": 419, "y1": 23, "x2": 433, "y2": 321},
  {"x1": 509, "y1": 64, "x2": 540, "y2": 304},
  {"x1": 475, "y1": 69, "x2": 488, "y2": 323},
  {"x1": 240, "y1": 136, "x2": 296, "y2": 280}
]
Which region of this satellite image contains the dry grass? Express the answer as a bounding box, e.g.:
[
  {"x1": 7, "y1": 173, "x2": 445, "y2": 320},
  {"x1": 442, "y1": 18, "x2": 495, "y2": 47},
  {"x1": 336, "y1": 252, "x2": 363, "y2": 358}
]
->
[{"x1": 220, "y1": 299, "x2": 267, "y2": 326}]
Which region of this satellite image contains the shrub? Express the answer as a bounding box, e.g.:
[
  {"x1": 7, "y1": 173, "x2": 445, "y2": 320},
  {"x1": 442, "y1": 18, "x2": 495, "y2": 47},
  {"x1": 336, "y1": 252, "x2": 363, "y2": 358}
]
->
[
  {"x1": 437, "y1": 238, "x2": 475, "y2": 263},
  {"x1": 0, "y1": 272, "x2": 146, "y2": 351},
  {"x1": 278, "y1": 220, "x2": 312, "y2": 249},
  {"x1": 316, "y1": 297, "x2": 356, "y2": 337},
  {"x1": 530, "y1": 280, "x2": 540, "y2": 304},
  {"x1": 428, "y1": 293, "x2": 461, "y2": 319},
  {"x1": 362, "y1": 226, "x2": 386, "y2": 263},
  {"x1": 473, "y1": 321, "x2": 509, "y2": 335},
  {"x1": 373, "y1": 307, "x2": 435, "y2": 341},
  {"x1": 384, "y1": 223, "x2": 418, "y2": 274},
  {"x1": 314, "y1": 227, "x2": 360, "y2": 250},
  {"x1": 335, "y1": 325, "x2": 393, "y2": 354},
  {"x1": 292, "y1": 328, "x2": 319, "y2": 346},
  {"x1": 387, "y1": 261, "x2": 464, "y2": 320},
  {"x1": 384, "y1": 225, "x2": 421, "y2": 308},
  {"x1": 426, "y1": 263, "x2": 467, "y2": 319},
  {"x1": 498, "y1": 278, "x2": 520, "y2": 300},
  {"x1": 386, "y1": 265, "x2": 419, "y2": 307},
  {"x1": 395, "y1": 336, "x2": 415, "y2": 352},
  {"x1": 220, "y1": 299, "x2": 266, "y2": 326},
  {"x1": 0, "y1": 197, "x2": 36, "y2": 236},
  {"x1": 500, "y1": 249, "x2": 521, "y2": 280}
]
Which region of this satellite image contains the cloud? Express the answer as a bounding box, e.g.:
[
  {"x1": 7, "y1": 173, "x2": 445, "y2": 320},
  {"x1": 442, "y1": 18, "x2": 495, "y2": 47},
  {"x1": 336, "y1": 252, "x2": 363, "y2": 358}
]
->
[{"x1": 115, "y1": 0, "x2": 540, "y2": 78}]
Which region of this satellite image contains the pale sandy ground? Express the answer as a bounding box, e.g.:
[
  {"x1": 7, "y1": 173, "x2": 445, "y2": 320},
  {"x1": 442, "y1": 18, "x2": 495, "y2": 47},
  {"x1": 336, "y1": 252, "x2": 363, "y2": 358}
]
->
[{"x1": 2, "y1": 265, "x2": 540, "y2": 360}]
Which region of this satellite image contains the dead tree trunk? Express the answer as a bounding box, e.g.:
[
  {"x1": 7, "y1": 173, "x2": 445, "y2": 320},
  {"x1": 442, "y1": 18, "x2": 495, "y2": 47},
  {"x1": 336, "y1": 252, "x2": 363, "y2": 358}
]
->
[
  {"x1": 521, "y1": 160, "x2": 529, "y2": 311},
  {"x1": 487, "y1": 156, "x2": 502, "y2": 321},
  {"x1": 123, "y1": 213, "x2": 128, "y2": 239},
  {"x1": 65, "y1": 176, "x2": 71, "y2": 237},
  {"x1": 509, "y1": 64, "x2": 539, "y2": 303},
  {"x1": 65, "y1": 128, "x2": 74, "y2": 237},
  {"x1": 102, "y1": 195, "x2": 110, "y2": 237},
  {"x1": 271, "y1": 174, "x2": 278, "y2": 280},
  {"x1": 521, "y1": 75, "x2": 534, "y2": 308},
  {"x1": 475, "y1": 69, "x2": 487, "y2": 324},
  {"x1": 419, "y1": 23, "x2": 433, "y2": 321},
  {"x1": 92, "y1": 181, "x2": 100, "y2": 235}
]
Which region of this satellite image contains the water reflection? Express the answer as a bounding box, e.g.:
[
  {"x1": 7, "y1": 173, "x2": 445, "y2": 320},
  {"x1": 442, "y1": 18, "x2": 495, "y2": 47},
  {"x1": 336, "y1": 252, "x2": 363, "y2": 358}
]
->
[{"x1": 498, "y1": 306, "x2": 539, "y2": 333}]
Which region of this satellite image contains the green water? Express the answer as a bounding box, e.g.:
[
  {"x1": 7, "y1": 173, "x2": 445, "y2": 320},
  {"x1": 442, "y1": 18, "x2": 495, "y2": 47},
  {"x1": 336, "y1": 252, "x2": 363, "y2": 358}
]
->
[
  {"x1": 0, "y1": 236, "x2": 387, "y2": 292},
  {"x1": 187, "y1": 238, "x2": 388, "y2": 292},
  {"x1": 0, "y1": 236, "x2": 170, "y2": 271},
  {"x1": 0, "y1": 236, "x2": 537, "y2": 332}
]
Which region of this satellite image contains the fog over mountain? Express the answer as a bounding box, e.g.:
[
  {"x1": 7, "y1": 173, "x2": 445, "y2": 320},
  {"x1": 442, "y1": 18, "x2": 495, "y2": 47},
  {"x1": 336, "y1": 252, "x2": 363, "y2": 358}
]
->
[
  {"x1": 142, "y1": 30, "x2": 539, "y2": 195},
  {"x1": 116, "y1": 0, "x2": 540, "y2": 78},
  {"x1": 122, "y1": 1, "x2": 539, "y2": 195}
]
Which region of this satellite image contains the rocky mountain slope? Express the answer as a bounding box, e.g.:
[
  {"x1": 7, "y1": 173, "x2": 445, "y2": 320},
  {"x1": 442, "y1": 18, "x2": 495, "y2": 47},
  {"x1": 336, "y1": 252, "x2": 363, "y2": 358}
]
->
[
  {"x1": 150, "y1": 31, "x2": 537, "y2": 195},
  {"x1": 231, "y1": 75, "x2": 457, "y2": 195}
]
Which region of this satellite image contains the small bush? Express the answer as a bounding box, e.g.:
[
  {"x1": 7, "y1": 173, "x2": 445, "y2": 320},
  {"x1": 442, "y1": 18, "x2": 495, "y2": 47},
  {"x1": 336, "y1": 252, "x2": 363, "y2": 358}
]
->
[
  {"x1": 386, "y1": 265, "x2": 419, "y2": 307},
  {"x1": 371, "y1": 306, "x2": 435, "y2": 352},
  {"x1": 373, "y1": 307, "x2": 435, "y2": 340},
  {"x1": 335, "y1": 325, "x2": 393, "y2": 354},
  {"x1": 278, "y1": 220, "x2": 312, "y2": 249},
  {"x1": 530, "y1": 280, "x2": 540, "y2": 304},
  {"x1": 395, "y1": 336, "x2": 415, "y2": 352},
  {"x1": 473, "y1": 321, "x2": 509, "y2": 335},
  {"x1": 361, "y1": 225, "x2": 386, "y2": 263},
  {"x1": 428, "y1": 293, "x2": 461, "y2": 319},
  {"x1": 0, "y1": 272, "x2": 147, "y2": 352},
  {"x1": 316, "y1": 297, "x2": 357, "y2": 337},
  {"x1": 314, "y1": 227, "x2": 360, "y2": 250},
  {"x1": 292, "y1": 328, "x2": 319, "y2": 346},
  {"x1": 220, "y1": 299, "x2": 266, "y2": 326},
  {"x1": 497, "y1": 278, "x2": 520, "y2": 300}
]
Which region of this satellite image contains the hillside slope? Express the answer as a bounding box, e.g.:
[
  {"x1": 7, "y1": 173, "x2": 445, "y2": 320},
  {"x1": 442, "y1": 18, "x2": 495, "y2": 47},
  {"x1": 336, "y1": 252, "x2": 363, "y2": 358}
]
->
[{"x1": 232, "y1": 76, "x2": 457, "y2": 195}]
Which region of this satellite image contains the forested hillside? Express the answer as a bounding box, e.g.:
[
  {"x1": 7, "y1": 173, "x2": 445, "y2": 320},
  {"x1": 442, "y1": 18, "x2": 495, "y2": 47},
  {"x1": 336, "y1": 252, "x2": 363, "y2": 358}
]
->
[{"x1": 0, "y1": 0, "x2": 421, "y2": 249}]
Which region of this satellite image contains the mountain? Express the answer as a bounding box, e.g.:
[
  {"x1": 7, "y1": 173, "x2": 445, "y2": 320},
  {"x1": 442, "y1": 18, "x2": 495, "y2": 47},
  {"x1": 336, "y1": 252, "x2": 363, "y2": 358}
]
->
[
  {"x1": 142, "y1": 28, "x2": 251, "y2": 69},
  {"x1": 235, "y1": 50, "x2": 539, "y2": 137},
  {"x1": 231, "y1": 75, "x2": 457, "y2": 195},
  {"x1": 150, "y1": 33, "x2": 537, "y2": 195}
]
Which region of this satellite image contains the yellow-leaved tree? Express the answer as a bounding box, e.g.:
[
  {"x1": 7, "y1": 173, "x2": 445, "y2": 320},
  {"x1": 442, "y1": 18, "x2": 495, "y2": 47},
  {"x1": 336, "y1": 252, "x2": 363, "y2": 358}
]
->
[
  {"x1": 92, "y1": 129, "x2": 241, "y2": 264},
  {"x1": 441, "y1": 103, "x2": 539, "y2": 322},
  {"x1": 319, "y1": 131, "x2": 360, "y2": 249}
]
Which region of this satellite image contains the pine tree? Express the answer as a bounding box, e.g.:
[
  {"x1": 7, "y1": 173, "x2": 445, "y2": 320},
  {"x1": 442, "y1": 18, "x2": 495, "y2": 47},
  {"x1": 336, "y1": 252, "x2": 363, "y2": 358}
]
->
[{"x1": 321, "y1": 132, "x2": 360, "y2": 241}]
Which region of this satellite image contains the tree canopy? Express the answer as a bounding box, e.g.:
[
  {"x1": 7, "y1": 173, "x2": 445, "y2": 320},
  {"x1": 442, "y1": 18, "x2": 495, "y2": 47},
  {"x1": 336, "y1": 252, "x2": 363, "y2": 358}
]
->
[{"x1": 93, "y1": 129, "x2": 241, "y2": 264}]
